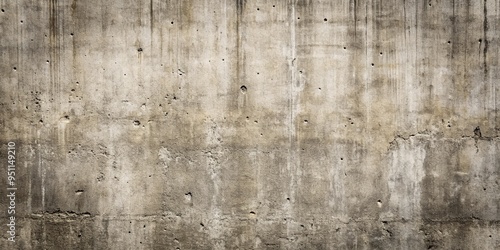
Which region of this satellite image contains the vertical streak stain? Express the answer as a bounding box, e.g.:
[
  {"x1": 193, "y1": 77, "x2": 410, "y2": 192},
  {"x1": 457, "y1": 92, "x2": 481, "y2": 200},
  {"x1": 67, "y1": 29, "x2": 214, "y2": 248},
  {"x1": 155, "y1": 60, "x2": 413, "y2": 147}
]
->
[
  {"x1": 415, "y1": 0, "x2": 418, "y2": 80},
  {"x1": 353, "y1": 0, "x2": 357, "y2": 42},
  {"x1": 150, "y1": 0, "x2": 154, "y2": 49},
  {"x1": 236, "y1": 0, "x2": 245, "y2": 91},
  {"x1": 483, "y1": 0, "x2": 489, "y2": 78},
  {"x1": 464, "y1": 0, "x2": 471, "y2": 83},
  {"x1": 48, "y1": 0, "x2": 57, "y2": 216},
  {"x1": 49, "y1": 0, "x2": 56, "y2": 93},
  {"x1": 150, "y1": 0, "x2": 154, "y2": 74},
  {"x1": 286, "y1": 0, "x2": 298, "y2": 241},
  {"x1": 403, "y1": 0, "x2": 406, "y2": 46}
]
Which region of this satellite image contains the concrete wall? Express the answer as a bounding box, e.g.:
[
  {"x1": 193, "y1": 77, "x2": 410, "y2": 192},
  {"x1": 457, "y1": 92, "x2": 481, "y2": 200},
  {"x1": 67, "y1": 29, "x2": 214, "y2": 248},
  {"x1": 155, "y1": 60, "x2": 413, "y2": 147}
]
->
[{"x1": 1, "y1": 0, "x2": 499, "y2": 249}]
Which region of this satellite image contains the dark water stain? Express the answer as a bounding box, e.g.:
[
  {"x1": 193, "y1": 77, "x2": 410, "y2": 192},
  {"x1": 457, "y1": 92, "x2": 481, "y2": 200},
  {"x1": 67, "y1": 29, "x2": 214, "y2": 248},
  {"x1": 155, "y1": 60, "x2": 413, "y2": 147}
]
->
[
  {"x1": 150, "y1": 0, "x2": 154, "y2": 32},
  {"x1": 71, "y1": 0, "x2": 77, "y2": 13},
  {"x1": 236, "y1": 0, "x2": 246, "y2": 15},
  {"x1": 482, "y1": 0, "x2": 488, "y2": 79},
  {"x1": 349, "y1": 0, "x2": 358, "y2": 41}
]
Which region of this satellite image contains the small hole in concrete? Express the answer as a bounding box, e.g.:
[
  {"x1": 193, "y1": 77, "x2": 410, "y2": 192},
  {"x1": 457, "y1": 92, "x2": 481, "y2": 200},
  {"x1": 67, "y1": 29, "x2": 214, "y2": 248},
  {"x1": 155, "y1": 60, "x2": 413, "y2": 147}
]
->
[
  {"x1": 273, "y1": 5, "x2": 275, "y2": 7},
  {"x1": 200, "y1": 223, "x2": 204, "y2": 227},
  {"x1": 297, "y1": 17, "x2": 300, "y2": 20},
  {"x1": 13, "y1": 67, "x2": 17, "y2": 70},
  {"x1": 380, "y1": 52, "x2": 383, "y2": 55},
  {"x1": 371, "y1": 63, "x2": 375, "y2": 67},
  {"x1": 128, "y1": 231, "x2": 131, "y2": 233},
  {"x1": 447, "y1": 41, "x2": 451, "y2": 44},
  {"x1": 133, "y1": 120, "x2": 141, "y2": 126},
  {"x1": 343, "y1": 47, "x2": 347, "y2": 50},
  {"x1": 257, "y1": 8, "x2": 259, "y2": 11},
  {"x1": 304, "y1": 120, "x2": 308, "y2": 123},
  {"x1": 1, "y1": 9, "x2": 4, "y2": 12},
  {"x1": 286, "y1": 197, "x2": 290, "y2": 201},
  {"x1": 324, "y1": 18, "x2": 327, "y2": 21},
  {"x1": 137, "y1": 48, "x2": 143, "y2": 52},
  {"x1": 341, "y1": 157, "x2": 343, "y2": 160},
  {"x1": 240, "y1": 85, "x2": 247, "y2": 93},
  {"x1": 70, "y1": 33, "x2": 74, "y2": 36},
  {"x1": 479, "y1": 39, "x2": 482, "y2": 43},
  {"x1": 249, "y1": 211, "x2": 255, "y2": 214},
  {"x1": 20, "y1": 20, "x2": 23, "y2": 23},
  {"x1": 46, "y1": 60, "x2": 49, "y2": 63},
  {"x1": 254, "y1": 120, "x2": 258, "y2": 124},
  {"x1": 171, "y1": 21, "x2": 174, "y2": 24}
]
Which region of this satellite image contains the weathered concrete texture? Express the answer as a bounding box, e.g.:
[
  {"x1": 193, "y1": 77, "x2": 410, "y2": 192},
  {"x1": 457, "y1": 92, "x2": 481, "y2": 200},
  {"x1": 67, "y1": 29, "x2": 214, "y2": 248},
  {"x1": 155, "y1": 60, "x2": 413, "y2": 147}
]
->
[{"x1": 1, "y1": 0, "x2": 499, "y2": 249}]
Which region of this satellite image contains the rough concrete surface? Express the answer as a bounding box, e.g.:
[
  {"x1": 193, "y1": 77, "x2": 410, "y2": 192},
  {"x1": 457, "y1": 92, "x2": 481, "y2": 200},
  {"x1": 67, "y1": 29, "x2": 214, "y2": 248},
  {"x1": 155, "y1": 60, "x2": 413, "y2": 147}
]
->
[{"x1": 0, "y1": 0, "x2": 499, "y2": 249}]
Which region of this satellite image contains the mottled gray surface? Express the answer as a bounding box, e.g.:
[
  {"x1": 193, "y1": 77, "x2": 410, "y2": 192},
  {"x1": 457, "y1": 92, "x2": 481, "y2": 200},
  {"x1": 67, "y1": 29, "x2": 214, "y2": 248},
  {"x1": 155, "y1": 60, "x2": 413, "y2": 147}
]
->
[{"x1": 0, "y1": 0, "x2": 499, "y2": 249}]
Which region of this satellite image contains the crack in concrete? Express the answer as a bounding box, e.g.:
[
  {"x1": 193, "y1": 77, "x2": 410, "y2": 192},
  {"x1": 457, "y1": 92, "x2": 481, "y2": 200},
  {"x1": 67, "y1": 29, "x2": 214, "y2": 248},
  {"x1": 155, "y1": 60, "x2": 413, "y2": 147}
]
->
[
  {"x1": 31, "y1": 210, "x2": 93, "y2": 220},
  {"x1": 388, "y1": 129, "x2": 500, "y2": 151}
]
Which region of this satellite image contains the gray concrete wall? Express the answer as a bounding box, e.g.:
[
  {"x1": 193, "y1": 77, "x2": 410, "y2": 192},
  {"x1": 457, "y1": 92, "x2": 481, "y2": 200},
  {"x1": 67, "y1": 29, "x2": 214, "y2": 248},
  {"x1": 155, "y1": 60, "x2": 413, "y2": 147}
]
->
[{"x1": 0, "y1": 0, "x2": 499, "y2": 249}]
